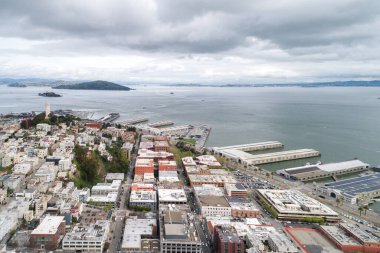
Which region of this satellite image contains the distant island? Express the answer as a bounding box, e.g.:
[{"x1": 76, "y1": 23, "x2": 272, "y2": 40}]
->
[
  {"x1": 8, "y1": 83, "x2": 26, "y2": 88},
  {"x1": 38, "y1": 92, "x2": 62, "y2": 97},
  {"x1": 53, "y1": 80, "x2": 132, "y2": 91}
]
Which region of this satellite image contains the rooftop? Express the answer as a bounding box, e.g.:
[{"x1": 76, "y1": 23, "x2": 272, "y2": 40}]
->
[
  {"x1": 63, "y1": 220, "x2": 109, "y2": 242},
  {"x1": 323, "y1": 173, "x2": 380, "y2": 198},
  {"x1": 198, "y1": 195, "x2": 230, "y2": 207},
  {"x1": 320, "y1": 225, "x2": 360, "y2": 246},
  {"x1": 31, "y1": 216, "x2": 65, "y2": 235},
  {"x1": 257, "y1": 189, "x2": 338, "y2": 216},
  {"x1": 158, "y1": 189, "x2": 187, "y2": 203}
]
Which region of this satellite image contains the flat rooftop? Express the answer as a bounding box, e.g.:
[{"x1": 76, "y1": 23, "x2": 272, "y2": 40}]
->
[
  {"x1": 32, "y1": 216, "x2": 65, "y2": 235},
  {"x1": 122, "y1": 217, "x2": 156, "y2": 249},
  {"x1": 158, "y1": 189, "x2": 187, "y2": 203},
  {"x1": 340, "y1": 223, "x2": 379, "y2": 243},
  {"x1": 198, "y1": 195, "x2": 230, "y2": 207},
  {"x1": 286, "y1": 227, "x2": 343, "y2": 253},
  {"x1": 257, "y1": 189, "x2": 338, "y2": 216},
  {"x1": 284, "y1": 160, "x2": 369, "y2": 175},
  {"x1": 63, "y1": 220, "x2": 109, "y2": 242},
  {"x1": 319, "y1": 226, "x2": 360, "y2": 246},
  {"x1": 324, "y1": 173, "x2": 380, "y2": 198},
  {"x1": 214, "y1": 141, "x2": 283, "y2": 151}
]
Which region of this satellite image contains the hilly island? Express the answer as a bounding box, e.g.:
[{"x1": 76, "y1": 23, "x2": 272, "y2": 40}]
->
[{"x1": 53, "y1": 80, "x2": 132, "y2": 90}]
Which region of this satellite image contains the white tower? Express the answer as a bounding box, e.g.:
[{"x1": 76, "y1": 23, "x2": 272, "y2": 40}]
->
[{"x1": 45, "y1": 101, "x2": 50, "y2": 119}]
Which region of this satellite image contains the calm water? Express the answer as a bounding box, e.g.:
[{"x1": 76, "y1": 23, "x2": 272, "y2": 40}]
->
[{"x1": 1, "y1": 85, "x2": 380, "y2": 167}]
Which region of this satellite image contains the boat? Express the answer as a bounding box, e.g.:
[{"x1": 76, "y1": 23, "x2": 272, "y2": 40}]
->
[
  {"x1": 38, "y1": 92, "x2": 62, "y2": 97},
  {"x1": 170, "y1": 92, "x2": 174, "y2": 94}
]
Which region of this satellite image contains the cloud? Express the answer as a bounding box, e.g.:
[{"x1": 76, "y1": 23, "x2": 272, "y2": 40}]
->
[{"x1": 0, "y1": 0, "x2": 379, "y2": 83}]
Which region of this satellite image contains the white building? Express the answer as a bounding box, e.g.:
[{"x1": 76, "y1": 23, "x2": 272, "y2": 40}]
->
[
  {"x1": 36, "y1": 123, "x2": 51, "y2": 132},
  {"x1": 35, "y1": 162, "x2": 58, "y2": 183},
  {"x1": 158, "y1": 189, "x2": 187, "y2": 205},
  {"x1": 62, "y1": 220, "x2": 109, "y2": 252},
  {"x1": 105, "y1": 173, "x2": 125, "y2": 182},
  {"x1": 121, "y1": 217, "x2": 156, "y2": 252},
  {"x1": 13, "y1": 163, "x2": 32, "y2": 175},
  {"x1": 129, "y1": 191, "x2": 157, "y2": 210},
  {"x1": 91, "y1": 180, "x2": 121, "y2": 195},
  {"x1": 159, "y1": 171, "x2": 180, "y2": 183}
]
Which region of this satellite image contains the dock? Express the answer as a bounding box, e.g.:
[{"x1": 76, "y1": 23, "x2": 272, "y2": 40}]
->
[
  {"x1": 148, "y1": 120, "x2": 174, "y2": 128},
  {"x1": 122, "y1": 117, "x2": 149, "y2": 125},
  {"x1": 215, "y1": 141, "x2": 283, "y2": 153},
  {"x1": 213, "y1": 142, "x2": 320, "y2": 166},
  {"x1": 99, "y1": 113, "x2": 120, "y2": 123}
]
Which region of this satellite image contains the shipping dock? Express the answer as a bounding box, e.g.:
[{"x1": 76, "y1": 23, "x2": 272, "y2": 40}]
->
[{"x1": 148, "y1": 120, "x2": 174, "y2": 128}]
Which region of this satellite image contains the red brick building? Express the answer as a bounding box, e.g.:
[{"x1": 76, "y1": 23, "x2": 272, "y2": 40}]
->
[
  {"x1": 134, "y1": 158, "x2": 154, "y2": 175},
  {"x1": 158, "y1": 160, "x2": 177, "y2": 171},
  {"x1": 214, "y1": 225, "x2": 244, "y2": 253},
  {"x1": 30, "y1": 216, "x2": 66, "y2": 251}
]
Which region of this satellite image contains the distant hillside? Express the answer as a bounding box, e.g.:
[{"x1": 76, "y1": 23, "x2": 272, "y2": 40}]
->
[
  {"x1": 8, "y1": 83, "x2": 27, "y2": 87},
  {"x1": 53, "y1": 80, "x2": 132, "y2": 90}
]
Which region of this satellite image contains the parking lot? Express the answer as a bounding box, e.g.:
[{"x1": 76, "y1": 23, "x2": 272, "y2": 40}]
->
[
  {"x1": 79, "y1": 205, "x2": 111, "y2": 225},
  {"x1": 234, "y1": 172, "x2": 278, "y2": 190}
]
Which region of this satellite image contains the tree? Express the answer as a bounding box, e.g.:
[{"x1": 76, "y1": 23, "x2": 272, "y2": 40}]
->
[
  {"x1": 363, "y1": 205, "x2": 369, "y2": 215},
  {"x1": 358, "y1": 206, "x2": 363, "y2": 216}
]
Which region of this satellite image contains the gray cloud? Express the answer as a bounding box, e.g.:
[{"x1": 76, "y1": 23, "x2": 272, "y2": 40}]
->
[{"x1": 0, "y1": 0, "x2": 379, "y2": 83}]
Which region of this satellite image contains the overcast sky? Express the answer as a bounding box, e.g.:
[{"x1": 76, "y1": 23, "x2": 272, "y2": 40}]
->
[{"x1": 1, "y1": 0, "x2": 380, "y2": 84}]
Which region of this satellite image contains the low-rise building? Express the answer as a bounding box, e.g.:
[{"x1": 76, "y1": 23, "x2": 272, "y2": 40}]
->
[
  {"x1": 267, "y1": 232, "x2": 298, "y2": 253},
  {"x1": 228, "y1": 199, "x2": 260, "y2": 218},
  {"x1": 158, "y1": 189, "x2": 187, "y2": 205},
  {"x1": 105, "y1": 173, "x2": 125, "y2": 182},
  {"x1": 188, "y1": 174, "x2": 237, "y2": 187},
  {"x1": 159, "y1": 171, "x2": 180, "y2": 183},
  {"x1": 158, "y1": 160, "x2": 177, "y2": 171},
  {"x1": 121, "y1": 217, "x2": 157, "y2": 252},
  {"x1": 256, "y1": 189, "x2": 340, "y2": 222},
  {"x1": 91, "y1": 180, "x2": 121, "y2": 196},
  {"x1": 225, "y1": 183, "x2": 248, "y2": 198},
  {"x1": 159, "y1": 204, "x2": 202, "y2": 253},
  {"x1": 154, "y1": 141, "x2": 170, "y2": 152},
  {"x1": 13, "y1": 163, "x2": 32, "y2": 175},
  {"x1": 30, "y1": 216, "x2": 66, "y2": 251},
  {"x1": 214, "y1": 225, "x2": 245, "y2": 253},
  {"x1": 62, "y1": 220, "x2": 109, "y2": 252},
  {"x1": 129, "y1": 190, "x2": 157, "y2": 211},
  {"x1": 135, "y1": 158, "x2": 154, "y2": 175},
  {"x1": 197, "y1": 195, "x2": 231, "y2": 217},
  {"x1": 196, "y1": 155, "x2": 222, "y2": 168}
]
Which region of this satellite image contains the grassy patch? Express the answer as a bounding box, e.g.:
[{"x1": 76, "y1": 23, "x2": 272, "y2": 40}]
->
[
  {"x1": 223, "y1": 167, "x2": 236, "y2": 172},
  {"x1": 170, "y1": 146, "x2": 194, "y2": 163},
  {"x1": 258, "y1": 195, "x2": 278, "y2": 218},
  {"x1": 182, "y1": 138, "x2": 196, "y2": 145}
]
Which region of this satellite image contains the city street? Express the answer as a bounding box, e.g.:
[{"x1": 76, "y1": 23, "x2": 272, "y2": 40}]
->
[{"x1": 107, "y1": 133, "x2": 141, "y2": 253}]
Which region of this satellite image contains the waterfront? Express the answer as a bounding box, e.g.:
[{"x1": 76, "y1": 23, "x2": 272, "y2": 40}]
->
[{"x1": 1, "y1": 85, "x2": 380, "y2": 167}]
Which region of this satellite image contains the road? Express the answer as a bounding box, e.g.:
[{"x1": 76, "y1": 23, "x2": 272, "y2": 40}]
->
[
  {"x1": 194, "y1": 217, "x2": 212, "y2": 253},
  {"x1": 107, "y1": 133, "x2": 141, "y2": 253},
  {"x1": 224, "y1": 157, "x2": 380, "y2": 227}
]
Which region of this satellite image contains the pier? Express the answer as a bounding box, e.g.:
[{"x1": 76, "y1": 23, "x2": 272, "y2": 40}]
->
[
  {"x1": 213, "y1": 142, "x2": 320, "y2": 166},
  {"x1": 244, "y1": 149, "x2": 320, "y2": 165},
  {"x1": 215, "y1": 141, "x2": 283, "y2": 153},
  {"x1": 148, "y1": 120, "x2": 174, "y2": 128},
  {"x1": 121, "y1": 117, "x2": 149, "y2": 125},
  {"x1": 99, "y1": 113, "x2": 120, "y2": 123}
]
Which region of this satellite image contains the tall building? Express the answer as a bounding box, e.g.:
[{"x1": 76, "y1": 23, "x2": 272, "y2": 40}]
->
[{"x1": 45, "y1": 101, "x2": 50, "y2": 119}]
